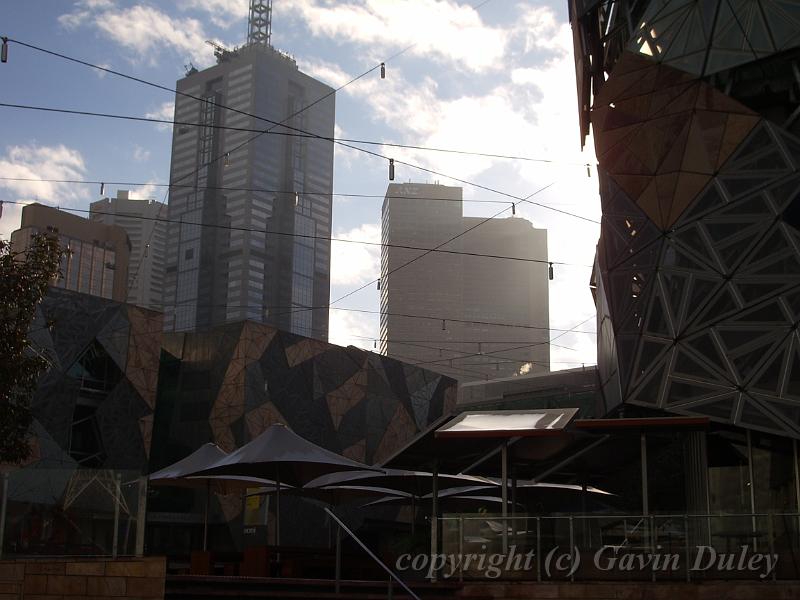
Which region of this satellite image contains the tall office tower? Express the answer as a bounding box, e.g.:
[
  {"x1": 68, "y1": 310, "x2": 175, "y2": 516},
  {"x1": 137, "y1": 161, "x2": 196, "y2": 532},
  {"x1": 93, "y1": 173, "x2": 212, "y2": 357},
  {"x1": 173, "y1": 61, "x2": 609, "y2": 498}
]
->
[
  {"x1": 90, "y1": 190, "x2": 167, "y2": 309},
  {"x1": 10, "y1": 203, "x2": 131, "y2": 302},
  {"x1": 571, "y1": 0, "x2": 800, "y2": 436},
  {"x1": 162, "y1": 1, "x2": 335, "y2": 337},
  {"x1": 380, "y1": 183, "x2": 550, "y2": 382}
]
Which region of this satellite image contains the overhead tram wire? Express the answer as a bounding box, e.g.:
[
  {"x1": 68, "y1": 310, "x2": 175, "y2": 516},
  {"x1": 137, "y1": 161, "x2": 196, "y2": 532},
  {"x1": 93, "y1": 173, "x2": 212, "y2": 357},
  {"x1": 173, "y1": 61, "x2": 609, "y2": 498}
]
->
[
  {"x1": 6, "y1": 39, "x2": 600, "y2": 226},
  {"x1": 407, "y1": 315, "x2": 598, "y2": 370},
  {"x1": 0, "y1": 176, "x2": 584, "y2": 208},
  {"x1": 69, "y1": 296, "x2": 597, "y2": 335},
  {"x1": 0, "y1": 199, "x2": 590, "y2": 269},
  {"x1": 0, "y1": 102, "x2": 592, "y2": 168}
]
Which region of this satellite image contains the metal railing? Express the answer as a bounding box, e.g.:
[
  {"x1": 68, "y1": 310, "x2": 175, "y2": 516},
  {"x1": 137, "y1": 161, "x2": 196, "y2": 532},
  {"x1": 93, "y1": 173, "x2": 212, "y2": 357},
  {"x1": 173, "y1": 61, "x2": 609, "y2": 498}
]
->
[
  {"x1": 325, "y1": 507, "x2": 421, "y2": 600},
  {"x1": 432, "y1": 512, "x2": 800, "y2": 582}
]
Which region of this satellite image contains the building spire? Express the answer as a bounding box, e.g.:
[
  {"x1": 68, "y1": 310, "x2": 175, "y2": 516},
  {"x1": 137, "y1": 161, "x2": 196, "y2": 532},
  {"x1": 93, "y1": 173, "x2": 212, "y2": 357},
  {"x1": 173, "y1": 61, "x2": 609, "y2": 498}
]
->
[{"x1": 248, "y1": 0, "x2": 272, "y2": 46}]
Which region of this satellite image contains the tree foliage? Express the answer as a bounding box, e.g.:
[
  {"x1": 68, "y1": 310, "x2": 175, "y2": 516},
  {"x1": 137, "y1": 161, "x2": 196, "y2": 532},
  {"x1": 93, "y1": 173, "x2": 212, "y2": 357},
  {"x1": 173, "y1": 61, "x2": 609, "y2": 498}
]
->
[{"x1": 0, "y1": 234, "x2": 64, "y2": 464}]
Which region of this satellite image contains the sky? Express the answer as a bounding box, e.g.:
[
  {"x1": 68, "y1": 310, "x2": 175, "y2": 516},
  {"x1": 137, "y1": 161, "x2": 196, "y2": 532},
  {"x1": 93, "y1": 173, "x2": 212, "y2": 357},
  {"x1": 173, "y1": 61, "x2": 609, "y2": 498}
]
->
[{"x1": 0, "y1": 0, "x2": 600, "y2": 370}]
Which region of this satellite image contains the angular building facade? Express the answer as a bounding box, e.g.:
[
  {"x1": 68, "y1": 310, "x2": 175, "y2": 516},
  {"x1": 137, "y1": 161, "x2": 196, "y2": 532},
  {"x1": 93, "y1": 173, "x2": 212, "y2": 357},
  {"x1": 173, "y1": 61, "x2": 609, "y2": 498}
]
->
[
  {"x1": 380, "y1": 183, "x2": 550, "y2": 382},
  {"x1": 572, "y1": 0, "x2": 800, "y2": 436},
  {"x1": 1, "y1": 288, "x2": 161, "y2": 557},
  {"x1": 162, "y1": 41, "x2": 334, "y2": 338},
  {"x1": 148, "y1": 320, "x2": 457, "y2": 551}
]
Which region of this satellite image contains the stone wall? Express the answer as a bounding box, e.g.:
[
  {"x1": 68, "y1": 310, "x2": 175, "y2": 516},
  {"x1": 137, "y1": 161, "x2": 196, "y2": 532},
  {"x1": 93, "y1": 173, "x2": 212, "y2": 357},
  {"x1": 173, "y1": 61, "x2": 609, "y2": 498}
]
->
[{"x1": 0, "y1": 557, "x2": 165, "y2": 600}]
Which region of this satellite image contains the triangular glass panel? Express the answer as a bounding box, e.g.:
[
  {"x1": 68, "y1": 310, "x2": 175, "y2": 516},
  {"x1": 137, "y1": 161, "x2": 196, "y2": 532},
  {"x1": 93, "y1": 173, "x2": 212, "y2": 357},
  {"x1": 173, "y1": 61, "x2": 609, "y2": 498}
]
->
[
  {"x1": 617, "y1": 334, "x2": 640, "y2": 394},
  {"x1": 661, "y1": 271, "x2": 688, "y2": 324},
  {"x1": 665, "y1": 377, "x2": 732, "y2": 404},
  {"x1": 782, "y1": 289, "x2": 800, "y2": 320},
  {"x1": 751, "y1": 397, "x2": 800, "y2": 431},
  {"x1": 732, "y1": 148, "x2": 791, "y2": 173},
  {"x1": 729, "y1": 300, "x2": 789, "y2": 325},
  {"x1": 602, "y1": 225, "x2": 635, "y2": 268},
  {"x1": 717, "y1": 194, "x2": 774, "y2": 218},
  {"x1": 785, "y1": 343, "x2": 800, "y2": 399},
  {"x1": 724, "y1": 124, "x2": 775, "y2": 166},
  {"x1": 731, "y1": 338, "x2": 783, "y2": 382},
  {"x1": 661, "y1": 7, "x2": 694, "y2": 60},
  {"x1": 661, "y1": 241, "x2": 716, "y2": 271},
  {"x1": 743, "y1": 2, "x2": 776, "y2": 52},
  {"x1": 719, "y1": 175, "x2": 773, "y2": 199},
  {"x1": 713, "y1": 2, "x2": 749, "y2": 49},
  {"x1": 684, "y1": 276, "x2": 723, "y2": 327},
  {"x1": 637, "y1": 338, "x2": 672, "y2": 376},
  {"x1": 684, "y1": 331, "x2": 735, "y2": 382},
  {"x1": 737, "y1": 395, "x2": 787, "y2": 433},
  {"x1": 716, "y1": 232, "x2": 764, "y2": 271},
  {"x1": 747, "y1": 252, "x2": 800, "y2": 277},
  {"x1": 705, "y1": 48, "x2": 757, "y2": 75},
  {"x1": 734, "y1": 280, "x2": 785, "y2": 305},
  {"x1": 751, "y1": 343, "x2": 788, "y2": 396},
  {"x1": 694, "y1": 284, "x2": 741, "y2": 326},
  {"x1": 672, "y1": 223, "x2": 709, "y2": 258},
  {"x1": 775, "y1": 130, "x2": 800, "y2": 169},
  {"x1": 718, "y1": 328, "x2": 766, "y2": 352},
  {"x1": 686, "y1": 393, "x2": 737, "y2": 421},
  {"x1": 764, "y1": 1, "x2": 800, "y2": 48},
  {"x1": 680, "y1": 181, "x2": 728, "y2": 223},
  {"x1": 629, "y1": 360, "x2": 668, "y2": 406},
  {"x1": 645, "y1": 289, "x2": 673, "y2": 337},
  {"x1": 767, "y1": 174, "x2": 800, "y2": 213},
  {"x1": 741, "y1": 228, "x2": 788, "y2": 265},
  {"x1": 673, "y1": 346, "x2": 721, "y2": 380},
  {"x1": 703, "y1": 221, "x2": 749, "y2": 245}
]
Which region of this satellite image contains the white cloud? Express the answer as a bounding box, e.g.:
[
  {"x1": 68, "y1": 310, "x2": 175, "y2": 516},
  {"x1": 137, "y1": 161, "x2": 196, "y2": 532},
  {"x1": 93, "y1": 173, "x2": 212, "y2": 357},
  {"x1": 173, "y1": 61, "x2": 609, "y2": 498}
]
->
[
  {"x1": 283, "y1": 0, "x2": 508, "y2": 73},
  {"x1": 330, "y1": 223, "x2": 381, "y2": 286},
  {"x1": 58, "y1": 0, "x2": 114, "y2": 29},
  {"x1": 0, "y1": 144, "x2": 89, "y2": 239},
  {"x1": 128, "y1": 182, "x2": 159, "y2": 201},
  {"x1": 328, "y1": 309, "x2": 378, "y2": 352},
  {"x1": 132, "y1": 145, "x2": 151, "y2": 162},
  {"x1": 145, "y1": 101, "x2": 175, "y2": 132},
  {"x1": 179, "y1": 0, "x2": 249, "y2": 28},
  {"x1": 59, "y1": 2, "x2": 216, "y2": 67}
]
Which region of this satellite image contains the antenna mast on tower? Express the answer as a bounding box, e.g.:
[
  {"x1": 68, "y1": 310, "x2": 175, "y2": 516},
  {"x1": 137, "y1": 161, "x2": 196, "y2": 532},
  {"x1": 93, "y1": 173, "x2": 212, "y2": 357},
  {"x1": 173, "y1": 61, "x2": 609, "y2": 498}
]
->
[{"x1": 247, "y1": 0, "x2": 272, "y2": 46}]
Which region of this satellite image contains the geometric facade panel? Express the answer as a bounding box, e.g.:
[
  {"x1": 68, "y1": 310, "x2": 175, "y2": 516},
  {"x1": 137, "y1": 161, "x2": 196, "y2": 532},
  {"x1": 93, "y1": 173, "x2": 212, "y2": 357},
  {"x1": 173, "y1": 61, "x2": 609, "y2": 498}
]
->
[
  {"x1": 592, "y1": 51, "x2": 760, "y2": 230},
  {"x1": 630, "y1": 0, "x2": 800, "y2": 77},
  {"x1": 580, "y1": 4, "x2": 800, "y2": 438},
  {"x1": 152, "y1": 321, "x2": 457, "y2": 472},
  {"x1": 26, "y1": 288, "x2": 163, "y2": 473}
]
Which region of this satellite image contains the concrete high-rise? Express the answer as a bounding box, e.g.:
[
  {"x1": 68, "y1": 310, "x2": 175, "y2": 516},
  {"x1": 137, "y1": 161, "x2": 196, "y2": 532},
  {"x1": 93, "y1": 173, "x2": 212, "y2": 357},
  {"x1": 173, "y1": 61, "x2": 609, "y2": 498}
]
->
[
  {"x1": 380, "y1": 183, "x2": 550, "y2": 382},
  {"x1": 90, "y1": 190, "x2": 166, "y2": 310},
  {"x1": 162, "y1": 18, "x2": 334, "y2": 337},
  {"x1": 11, "y1": 203, "x2": 130, "y2": 302}
]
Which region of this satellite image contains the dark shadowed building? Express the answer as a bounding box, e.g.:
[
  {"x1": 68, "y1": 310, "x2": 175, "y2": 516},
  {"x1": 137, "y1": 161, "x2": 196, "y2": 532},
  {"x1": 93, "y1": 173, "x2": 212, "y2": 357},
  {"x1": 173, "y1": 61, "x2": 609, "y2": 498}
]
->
[{"x1": 571, "y1": 0, "x2": 800, "y2": 436}]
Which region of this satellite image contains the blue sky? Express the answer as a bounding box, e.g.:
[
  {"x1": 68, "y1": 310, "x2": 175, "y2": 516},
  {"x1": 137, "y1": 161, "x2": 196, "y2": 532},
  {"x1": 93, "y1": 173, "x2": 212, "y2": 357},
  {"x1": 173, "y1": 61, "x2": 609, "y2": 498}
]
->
[{"x1": 0, "y1": 0, "x2": 600, "y2": 368}]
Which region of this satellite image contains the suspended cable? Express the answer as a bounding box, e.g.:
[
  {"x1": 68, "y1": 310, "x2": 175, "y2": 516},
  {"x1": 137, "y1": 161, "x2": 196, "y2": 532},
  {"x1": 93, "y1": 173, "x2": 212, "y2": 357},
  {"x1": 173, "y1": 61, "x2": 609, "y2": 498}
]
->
[
  {"x1": 5, "y1": 39, "x2": 600, "y2": 225},
  {"x1": 83, "y1": 297, "x2": 597, "y2": 335},
  {"x1": 408, "y1": 315, "x2": 597, "y2": 369},
  {"x1": 0, "y1": 101, "x2": 593, "y2": 168},
  {"x1": 0, "y1": 176, "x2": 584, "y2": 207},
  {"x1": 1, "y1": 199, "x2": 590, "y2": 268}
]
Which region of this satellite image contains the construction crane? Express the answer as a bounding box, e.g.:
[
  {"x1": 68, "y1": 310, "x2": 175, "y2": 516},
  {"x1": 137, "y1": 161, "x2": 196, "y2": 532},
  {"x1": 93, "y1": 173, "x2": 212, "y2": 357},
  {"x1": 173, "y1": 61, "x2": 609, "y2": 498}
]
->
[
  {"x1": 248, "y1": 0, "x2": 272, "y2": 46},
  {"x1": 205, "y1": 39, "x2": 232, "y2": 61}
]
